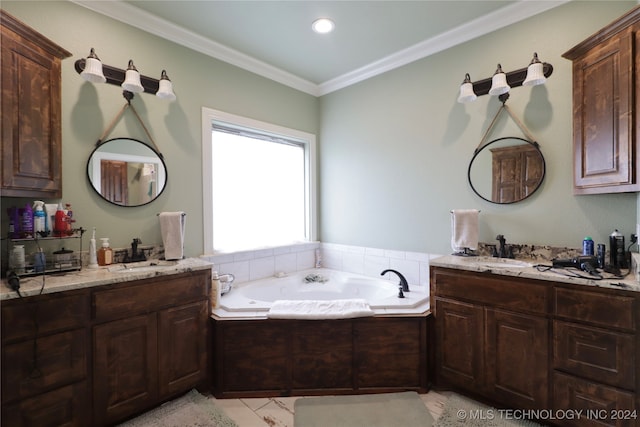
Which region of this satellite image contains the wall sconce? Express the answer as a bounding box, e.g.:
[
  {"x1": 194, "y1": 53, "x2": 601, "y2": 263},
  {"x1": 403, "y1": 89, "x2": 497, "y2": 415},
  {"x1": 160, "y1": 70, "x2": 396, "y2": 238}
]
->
[
  {"x1": 74, "y1": 48, "x2": 176, "y2": 101},
  {"x1": 457, "y1": 53, "x2": 552, "y2": 103},
  {"x1": 457, "y1": 74, "x2": 477, "y2": 103}
]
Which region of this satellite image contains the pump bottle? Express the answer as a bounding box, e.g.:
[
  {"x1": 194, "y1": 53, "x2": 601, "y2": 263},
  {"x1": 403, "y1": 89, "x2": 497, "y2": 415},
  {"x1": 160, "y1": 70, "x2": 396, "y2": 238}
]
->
[
  {"x1": 54, "y1": 202, "x2": 66, "y2": 237},
  {"x1": 98, "y1": 238, "x2": 113, "y2": 266}
]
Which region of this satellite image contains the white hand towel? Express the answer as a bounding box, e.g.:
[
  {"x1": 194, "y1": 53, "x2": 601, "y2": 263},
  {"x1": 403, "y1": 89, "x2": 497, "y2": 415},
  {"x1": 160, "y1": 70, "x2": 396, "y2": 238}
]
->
[
  {"x1": 159, "y1": 212, "x2": 186, "y2": 260},
  {"x1": 451, "y1": 209, "x2": 479, "y2": 252},
  {"x1": 267, "y1": 299, "x2": 374, "y2": 320}
]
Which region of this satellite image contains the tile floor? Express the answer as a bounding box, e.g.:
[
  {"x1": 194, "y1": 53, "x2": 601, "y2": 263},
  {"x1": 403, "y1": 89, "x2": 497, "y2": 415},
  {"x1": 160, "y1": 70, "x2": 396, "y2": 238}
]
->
[{"x1": 211, "y1": 390, "x2": 450, "y2": 427}]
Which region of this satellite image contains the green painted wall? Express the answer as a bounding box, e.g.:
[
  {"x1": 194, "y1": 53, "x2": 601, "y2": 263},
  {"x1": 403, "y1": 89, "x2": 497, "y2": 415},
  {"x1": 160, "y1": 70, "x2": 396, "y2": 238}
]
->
[
  {"x1": 319, "y1": 1, "x2": 639, "y2": 254},
  {"x1": 2, "y1": 1, "x2": 319, "y2": 256},
  {"x1": 3, "y1": 1, "x2": 639, "y2": 258}
]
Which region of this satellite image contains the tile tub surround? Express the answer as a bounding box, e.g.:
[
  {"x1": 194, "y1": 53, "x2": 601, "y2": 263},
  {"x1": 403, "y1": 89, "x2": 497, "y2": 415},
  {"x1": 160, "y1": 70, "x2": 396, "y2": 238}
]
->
[
  {"x1": 0, "y1": 257, "x2": 213, "y2": 300},
  {"x1": 203, "y1": 242, "x2": 439, "y2": 288}
]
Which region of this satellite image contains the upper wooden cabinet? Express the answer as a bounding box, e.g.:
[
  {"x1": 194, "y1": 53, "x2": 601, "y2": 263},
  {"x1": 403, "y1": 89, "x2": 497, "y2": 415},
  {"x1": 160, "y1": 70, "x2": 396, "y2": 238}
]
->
[
  {"x1": 562, "y1": 7, "x2": 640, "y2": 195},
  {"x1": 1, "y1": 10, "x2": 71, "y2": 198}
]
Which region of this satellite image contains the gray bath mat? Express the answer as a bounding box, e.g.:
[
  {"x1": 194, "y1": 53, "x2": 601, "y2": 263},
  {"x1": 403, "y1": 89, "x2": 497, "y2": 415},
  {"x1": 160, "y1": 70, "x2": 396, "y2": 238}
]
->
[
  {"x1": 435, "y1": 393, "x2": 544, "y2": 427},
  {"x1": 117, "y1": 389, "x2": 238, "y2": 427},
  {"x1": 294, "y1": 391, "x2": 434, "y2": 427}
]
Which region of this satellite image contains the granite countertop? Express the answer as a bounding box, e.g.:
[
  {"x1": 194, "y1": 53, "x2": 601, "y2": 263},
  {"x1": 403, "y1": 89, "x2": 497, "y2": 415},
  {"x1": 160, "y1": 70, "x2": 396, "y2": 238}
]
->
[
  {"x1": 430, "y1": 254, "x2": 640, "y2": 293},
  {"x1": 1, "y1": 258, "x2": 213, "y2": 300}
]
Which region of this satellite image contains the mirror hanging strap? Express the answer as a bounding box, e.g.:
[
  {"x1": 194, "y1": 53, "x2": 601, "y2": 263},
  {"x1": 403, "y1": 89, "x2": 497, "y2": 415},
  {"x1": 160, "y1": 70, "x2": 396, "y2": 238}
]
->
[
  {"x1": 96, "y1": 101, "x2": 163, "y2": 157},
  {"x1": 475, "y1": 102, "x2": 537, "y2": 154}
]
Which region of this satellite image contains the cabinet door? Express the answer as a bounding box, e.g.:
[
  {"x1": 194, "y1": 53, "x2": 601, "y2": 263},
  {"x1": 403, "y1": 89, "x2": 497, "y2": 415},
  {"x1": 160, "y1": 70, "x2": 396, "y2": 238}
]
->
[
  {"x1": 0, "y1": 13, "x2": 69, "y2": 198},
  {"x1": 158, "y1": 301, "x2": 208, "y2": 399},
  {"x1": 292, "y1": 320, "x2": 353, "y2": 390},
  {"x1": 436, "y1": 298, "x2": 484, "y2": 393},
  {"x1": 355, "y1": 317, "x2": 426, "y2": 389},
  {"x1": 485, "y1": 308, "x2": 549, "y2": 409},
  {"x1": 217, "y1": 320, "x2": 289, "y2": 392},
  {"x1": 93, "y1": 314, "x2": 158, "y2": 426},
  {"x1": 572, "y1": 27, "x2": 636, "y2": 194}
]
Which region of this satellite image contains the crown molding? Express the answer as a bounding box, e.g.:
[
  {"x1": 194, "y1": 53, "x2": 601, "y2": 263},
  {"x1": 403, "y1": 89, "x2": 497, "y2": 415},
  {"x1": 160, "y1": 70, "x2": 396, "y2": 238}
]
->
[{"x1": 71, "y1": 0, "x2": 567, "y2": 97}]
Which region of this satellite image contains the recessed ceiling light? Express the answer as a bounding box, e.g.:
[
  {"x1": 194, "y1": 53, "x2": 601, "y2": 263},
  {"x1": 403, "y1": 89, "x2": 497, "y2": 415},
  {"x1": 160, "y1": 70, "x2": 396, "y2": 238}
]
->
[{"x1": 312, "y1": 18, "x2": 335, "y2": 34}]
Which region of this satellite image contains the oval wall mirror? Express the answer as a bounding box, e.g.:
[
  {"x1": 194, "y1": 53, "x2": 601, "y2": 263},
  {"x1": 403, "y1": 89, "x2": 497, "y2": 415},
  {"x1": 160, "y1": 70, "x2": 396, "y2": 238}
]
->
[
  {"x1": 467, "y1": 137, "x2": 545, "y2": 204},
  {"x1": 87, "y1": 137, "x2": 168, "y2": 207}
]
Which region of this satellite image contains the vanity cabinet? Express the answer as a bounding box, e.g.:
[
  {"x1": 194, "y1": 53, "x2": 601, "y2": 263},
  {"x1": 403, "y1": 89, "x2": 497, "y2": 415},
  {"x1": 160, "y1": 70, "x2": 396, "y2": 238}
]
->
[
  {"x1": 0, "y1": 10, "x2": 71, "y2": 198},
  {"x1": 0, "y1": 289, "x2": 91, "y2": 427},
  {"x1": 92, "y1": 270, "x2": 211, "y2": 426},
  {"x1": 1, "y1": 268, "x2": 212, "y2": 426},
  {"x1": 431, "y1": 265, "x2": 640, "y2": 427},
  {"x1": 562, "y1": 6, "x2": 640, "y2": 195},
  {"x1": 431, "y1": 268, "x2": 550, "y2": 410}
]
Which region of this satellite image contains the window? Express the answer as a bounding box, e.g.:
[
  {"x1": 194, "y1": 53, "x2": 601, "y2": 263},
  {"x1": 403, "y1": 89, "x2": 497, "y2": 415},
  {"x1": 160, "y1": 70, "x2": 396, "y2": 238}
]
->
[{"x1": 202, "y1": 108, "x2": 316, "y2": 253}]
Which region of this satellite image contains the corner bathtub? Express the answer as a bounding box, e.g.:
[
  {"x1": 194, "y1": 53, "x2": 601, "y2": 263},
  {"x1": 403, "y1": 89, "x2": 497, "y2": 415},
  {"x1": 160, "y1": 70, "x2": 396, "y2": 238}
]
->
[{"x1": 212, "y1": 268, "x2": 430, "y2": 318}]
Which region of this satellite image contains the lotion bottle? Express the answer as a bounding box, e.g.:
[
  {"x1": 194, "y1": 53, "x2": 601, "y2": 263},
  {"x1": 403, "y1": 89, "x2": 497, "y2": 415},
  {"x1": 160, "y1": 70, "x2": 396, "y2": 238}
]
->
[
  {"x1": 98, "y1": 238, "x2": 113, "y2": 266},
  {"x1": 88, "y1": 228, "x2": 99, "y2": 269},
  {"x1": 211, "y1": 270, "x2": 221, "y2": 309}
]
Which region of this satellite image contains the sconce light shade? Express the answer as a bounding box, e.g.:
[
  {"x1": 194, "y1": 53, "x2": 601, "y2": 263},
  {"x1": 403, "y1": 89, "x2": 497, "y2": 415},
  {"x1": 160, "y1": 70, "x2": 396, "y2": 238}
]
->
[
  {"x1": 121, "y1": 60, "x2": 144, "y2": 93},
  {"x1": 488, "y1": 64, "x2": 510, "y2": 96},
  {"x1": 457, "y1": 73, "x2": 477, "y2": 103},
  {"x1": 523, "y1": 53, "x2": 546, "y2": 86},
  {"x1": 80, "y1": 48, "x2": 106, "y2": 83},
  {"x1": 156, "y1": 70, "x2": 176, "y2": 101}
]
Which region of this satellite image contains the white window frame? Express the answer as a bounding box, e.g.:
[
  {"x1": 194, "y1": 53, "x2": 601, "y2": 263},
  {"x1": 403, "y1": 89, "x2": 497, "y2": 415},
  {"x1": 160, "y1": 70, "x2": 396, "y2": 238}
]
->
[{"x1": 201, "y1": 107, "x2": 317, "y2": 255}]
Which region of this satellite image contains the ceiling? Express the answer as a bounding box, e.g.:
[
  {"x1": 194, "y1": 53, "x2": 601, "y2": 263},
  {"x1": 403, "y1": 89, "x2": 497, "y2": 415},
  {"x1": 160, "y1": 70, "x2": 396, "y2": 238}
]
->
[{"x1": 72, "y1": 1, "x2": 567, "y2": 96}]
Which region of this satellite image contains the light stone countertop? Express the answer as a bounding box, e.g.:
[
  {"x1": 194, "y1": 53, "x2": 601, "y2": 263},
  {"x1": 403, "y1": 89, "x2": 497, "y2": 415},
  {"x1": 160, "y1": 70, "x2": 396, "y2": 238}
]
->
[
  {"x1": 430, "y1": 254, "x2": 640, "y2": 293},
  {"x1": 1, "y1": 258, "x2": 213, "y2": 300}
]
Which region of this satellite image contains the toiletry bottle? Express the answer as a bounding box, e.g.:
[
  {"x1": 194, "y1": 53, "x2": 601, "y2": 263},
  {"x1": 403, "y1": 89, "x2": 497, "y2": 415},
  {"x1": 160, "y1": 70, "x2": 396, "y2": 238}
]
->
[
  {"x1": 211, "y1": 270, "x2": 221, "y2": 309},
  {"x1": 34, "y1": 248, "x2": 46, "y2": 273},
  {"x1": 609, "y1": 229, "x2": 625, "y2": 268},
  {"x1": 88, "y1": 227, "x2": 99, "y2": 269},
  {"x1": 21, "y1": 203, "x2": 33, "y2": 238},
  {"x1": 54, "y1": 202, "x2": 66, "y2": 237},
  {"x1": 582, "y1": 236, "x2": 594, "y2": 256},
  {"x1": 7, "y1": 207, "x2": 19, "y2": 239},
  {"x1": 98, "y1": 238, "x2": 113, "y2": 266},
  {"x1": 33, "y1": 201, "x2": 46, "y2": 236},
  {"x1": 65, "y1": 203, "x2": 74, "y2": 235}
]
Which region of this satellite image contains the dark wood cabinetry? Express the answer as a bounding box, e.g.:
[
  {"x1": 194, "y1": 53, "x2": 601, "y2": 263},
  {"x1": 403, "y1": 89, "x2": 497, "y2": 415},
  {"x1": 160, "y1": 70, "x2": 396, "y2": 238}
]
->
[
  {"x1": 562, "y1": 6, "x2": 640, "y2": 195},
  {"x1": 213, "y1": 315, "x2": 428, "y2": 398},
  {"x1": 92, "y1": 271, "x2": 211, "y2": 426},
  {"x1": 0, "y1": 10, "x2": 70, "y2": 198},
  {"x1": 1, "y1": 269, "x2": 211, "y2": 427},
  {"x1": 431, "y1": 265, "x2": 640, "y2": 427},
  {"x1": 1, "y1": 289, "x2": 91, "y2": 426},
  {"x1": 431, "y1": 268, "x2": 549, "y2": 410}
]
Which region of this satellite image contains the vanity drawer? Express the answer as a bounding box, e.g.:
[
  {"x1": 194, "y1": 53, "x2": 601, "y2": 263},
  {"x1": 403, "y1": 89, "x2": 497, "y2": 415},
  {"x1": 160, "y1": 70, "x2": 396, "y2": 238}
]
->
[
  {"x1": 553, "y1": 372, "x2": 636, "y2": 427},
  {"x1": 1, "y1": 328, "x2": 88, "y2": 403},
  {"x1": 431, "y1": 268, "x2": 549, "y2": 314},
  {"x1": 554, "y1": 321, "x2": 635, "y2": 390},
  {"x1": 554, "y1": 287, "x2": 636, "y2": 331},
  {"x1": 93, "y1": 271, "x2": 210, "y2": 322},
  {"x1": 1, "y1": 289, "x2": 90, "y2": 343}
]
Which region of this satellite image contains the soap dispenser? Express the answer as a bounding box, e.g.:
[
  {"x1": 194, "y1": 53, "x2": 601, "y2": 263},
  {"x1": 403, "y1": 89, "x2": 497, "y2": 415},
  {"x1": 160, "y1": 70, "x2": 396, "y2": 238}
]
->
[{"x1": 98, "y1": 238, "x2": 113, "y2": 266}]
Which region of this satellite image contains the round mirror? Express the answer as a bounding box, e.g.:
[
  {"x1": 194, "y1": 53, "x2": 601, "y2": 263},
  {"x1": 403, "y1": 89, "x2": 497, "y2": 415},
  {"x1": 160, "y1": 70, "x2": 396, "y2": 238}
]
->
[
  {"x1": 468, "y1": 137, "x2": 545, "y2": 204},
  {"x1": 87, "y1": 137, "x2": 168, "y2": 207}
]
